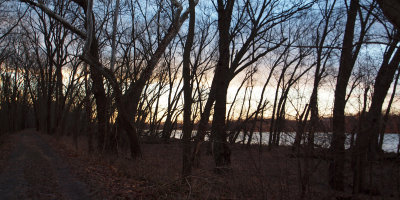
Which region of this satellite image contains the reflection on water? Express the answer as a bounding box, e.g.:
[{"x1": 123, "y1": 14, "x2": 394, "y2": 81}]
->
[{"x1": 170, "y1": 130, "x2": 400, "y2": 153}]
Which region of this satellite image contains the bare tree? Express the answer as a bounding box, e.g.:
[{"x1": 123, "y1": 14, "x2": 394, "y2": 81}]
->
[
  {"x1": 353, "y1": 30, "x2": 400, "y2": 193},
  {"x1": 329, "y1": 0, "x2": 375, "y2": 190},
  {"x1": 193, "y1": 0, "x2": 312, "y2": 171},
  {"x1": 21, "y1": 0, "x2": 197, "y2": 158},
  {"x1": 181, "y1": 0, "x2": 197, "y2": 180}
]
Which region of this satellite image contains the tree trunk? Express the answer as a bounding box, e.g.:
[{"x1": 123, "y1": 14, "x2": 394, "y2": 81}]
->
[
  {"x1": 181, "y1": 0, "x2": 196, "y2": 180},
  {"x1": 353, "y1": 36, "x2": 400, "y2": 193},
  {"x1": 293, "y1": 104, "x2": 309, "y2": 152},
  {"x1": 191, "y1": 78, "x2": 216, "y2": 167},
  {"x1": 211, "y1": 80, "x2": 231, "y2": 171},
  {"x1": 210, "y1": 0, "x2": 234, "y2": 173},
  {"x1": 378, "y1": 70, "x2": 399, "y2": 150},
  {"x1": 88, "y1": 39, "x2": 108, "y2": 153},
  {"x1": 376, "y1": 0, "x2": 400, "y2": 31},
  {"x1": 329, "y1": 0, "x2": 359, "y2": 191}
]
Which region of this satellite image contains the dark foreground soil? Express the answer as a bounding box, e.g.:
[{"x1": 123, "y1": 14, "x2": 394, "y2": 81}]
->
[
  {"x1": 0, "y1": 130, "x2": 399, "y2": 199},
  {"x1": 47, "y1": 133, "x2": 400, "y2": 200},
  {"x1": 0, "y1": 130, "x2": 90, "y2": 200}
]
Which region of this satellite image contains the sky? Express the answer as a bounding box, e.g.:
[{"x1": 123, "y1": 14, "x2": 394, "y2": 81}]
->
[{"x1": 27, "y1": 0, "x2": 400, "y2": 124}]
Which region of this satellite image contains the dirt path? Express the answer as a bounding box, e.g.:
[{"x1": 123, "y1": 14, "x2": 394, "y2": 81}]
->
[{"x1": 0, "y1": 130, "x2": 90, "y2": 200}]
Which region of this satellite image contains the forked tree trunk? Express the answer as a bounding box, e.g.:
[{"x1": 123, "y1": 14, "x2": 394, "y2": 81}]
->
[{"x1": 211, "y1": 0, "x2": 234, "y2": 172}]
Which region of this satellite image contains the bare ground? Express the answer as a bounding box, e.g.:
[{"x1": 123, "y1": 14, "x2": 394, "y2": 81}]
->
[
  {"x1": 3, "y1": 130, "x2": 398, "y2": 199},
  {"x1": 48, "y1": 134, "x2": 400, "y2": 200},
  {"x1": 0, "y1": 130, "x2": 90, "y2": 200}
]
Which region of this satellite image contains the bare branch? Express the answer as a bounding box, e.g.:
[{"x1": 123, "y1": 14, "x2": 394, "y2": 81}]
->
[{"x1": 20, "y1": 0, "x2": 87, "y2": 38}]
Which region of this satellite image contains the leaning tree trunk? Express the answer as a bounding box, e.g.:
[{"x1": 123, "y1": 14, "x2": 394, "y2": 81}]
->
[
  {"x1": 353, "y1": 36, "x2": 400, "y2": 193},
  {"x1": 191, "y1": 79, "x2": 216, "y2": 167},
  {"x1": 378, "y1": 70, "x2": 399, "y2": 150}
]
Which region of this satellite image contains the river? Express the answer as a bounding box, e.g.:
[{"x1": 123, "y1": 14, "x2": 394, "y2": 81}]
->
[{"x1": 170, "y1": 130, "x2": 400, "y2": 153}]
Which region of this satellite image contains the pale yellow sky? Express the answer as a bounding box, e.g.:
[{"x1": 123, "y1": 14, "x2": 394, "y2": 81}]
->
[{"x1": 60, "y1": 63, "x2": 400, "y2": 123}]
